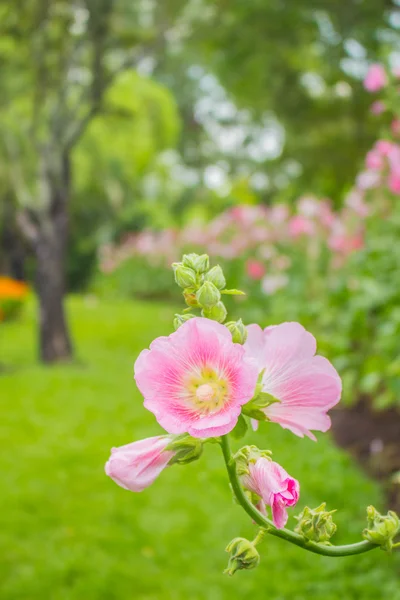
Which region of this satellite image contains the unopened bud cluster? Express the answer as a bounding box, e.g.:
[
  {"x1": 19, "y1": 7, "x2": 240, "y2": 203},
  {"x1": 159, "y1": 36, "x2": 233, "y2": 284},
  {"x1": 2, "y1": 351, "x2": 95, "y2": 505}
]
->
[
  {"x1": 224, "y1": 537, "x2": 260, "y2": 576},
  {"x1": 362, "y1": 505, "x2": 400, "y2": 552},
  {"x1": 295, "y1": 503, "x2": 337, "y2": 545},
  {"x1": 173, "y1": 253, "x2": 246, "y2": 334}
]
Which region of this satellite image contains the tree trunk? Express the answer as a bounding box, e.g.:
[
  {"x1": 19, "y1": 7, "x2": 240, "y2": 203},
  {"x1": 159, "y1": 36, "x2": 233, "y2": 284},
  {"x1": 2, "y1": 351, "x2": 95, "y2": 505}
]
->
[
  {"x1": 35, "y1": 234, "x2": 73, "y2": 363},
  {"x1": 34, "y1": 152, "x2": 73, "y2": 363}
]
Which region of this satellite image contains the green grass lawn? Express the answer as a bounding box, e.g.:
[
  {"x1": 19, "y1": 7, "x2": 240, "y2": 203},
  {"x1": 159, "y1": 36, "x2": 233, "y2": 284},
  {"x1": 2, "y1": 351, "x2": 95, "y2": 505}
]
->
[{"x1": 1, "y1": 297, "x2": 399, "y2": 600}]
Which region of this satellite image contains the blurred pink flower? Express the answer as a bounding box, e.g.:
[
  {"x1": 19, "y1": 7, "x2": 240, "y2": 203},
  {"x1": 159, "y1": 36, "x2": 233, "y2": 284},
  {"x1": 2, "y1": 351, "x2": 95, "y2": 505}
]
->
[
  {"x1": 246, "y1": 259, "x2": 266, "y2": 280},
  {"x1": 388, "y1": 171, "x2": 400, "y2": 194},
  {"x1": 356, "y1": 171, "x2": 381, "y2": 190},
  {"x1": 269, "y1": 204, "x2": 289, "y2": 224},
  {"x1": 288, "y1": 215, "x2": 314, "y2": 238},
  {"x1": 274, "y1": 255, "x2": 291, "y2": 271},
  {"x1": 387, "y1": 144, "x2": 400, "y2": 170},
  {"x1": 105, "y1": 436, "x2": 174, "y2": 492},
  {"x1": 370, "y1": 100, "x2": 385, "y2": 115},
  {"x1": 297, "y1": 196, "x2": 320, "y2": 217},
  {"x1": 345, "y1": 191, "x2": 370, "y2": 217},
  {"x1": 261, "y1": 274, "x2": 288, "y2": 295},
  {"x1": 365, "y1": 150, "x2": 384, "y2": 171},
  {"x1": 244, "y1": 322, "x2": 342, "y2": 440},
  {"x1": 375, "y1": 140, "x2": 393, "y2": 156},
  {"x1": 364, "y1": 64, "x2": 387, "y2": 92},
  {"x1": 134, "y1": 318, "x2": 258, "y2": 438},
  {"x1": 329, "y1": 228, "x2": 364, "y2": 256},
  {"x1": 241, "y1": 458, "x2": 300, "y2": 529},
  {"x1": 391, "y1": 119, "x2": 400, "y2": 136},
  {"x1": 392, "y1": 66, "x2": 400, "y2": 78},
  {"x1": 318, "y1": 200, "x2": 336, "y2": 228}
]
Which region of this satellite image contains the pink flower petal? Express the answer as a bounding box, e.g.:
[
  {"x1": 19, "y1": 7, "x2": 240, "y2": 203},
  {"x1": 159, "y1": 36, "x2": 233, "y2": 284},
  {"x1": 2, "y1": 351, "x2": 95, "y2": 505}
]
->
[{"x1": 244, "y1": 322, "x2": 341, "y2": 439}]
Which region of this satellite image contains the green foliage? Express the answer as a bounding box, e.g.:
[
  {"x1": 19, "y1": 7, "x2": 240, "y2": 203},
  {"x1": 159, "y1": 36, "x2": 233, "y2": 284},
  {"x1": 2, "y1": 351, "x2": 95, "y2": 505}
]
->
[
  {"x1": 74, "y1": 71, "x2": 180, "y2": 193},
  {"x1": 93, "y1": 256, "x2": 180, "y2": 301},
  {"x1": 1, "y1": 297, "x2": 400, "y2": 598}
]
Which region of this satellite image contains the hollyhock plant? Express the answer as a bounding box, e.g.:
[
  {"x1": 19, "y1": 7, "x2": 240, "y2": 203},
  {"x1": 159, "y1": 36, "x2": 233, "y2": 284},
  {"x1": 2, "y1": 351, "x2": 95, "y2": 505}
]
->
[
  {"x1": 134, "y1": 317, "x2": 259, "y2": 438},
  {"x1": 244, "y1": 322, "x2": 341, "y2": 440},
  {"x1": 106, "y1": 254, "x2": 399, "y2": 575},
  {"x1": 241, "y1": 457, "x2": 300, "y2": 529},
  {"x1": 105, "y1": 436, "x2": 175, "y2": 492}
]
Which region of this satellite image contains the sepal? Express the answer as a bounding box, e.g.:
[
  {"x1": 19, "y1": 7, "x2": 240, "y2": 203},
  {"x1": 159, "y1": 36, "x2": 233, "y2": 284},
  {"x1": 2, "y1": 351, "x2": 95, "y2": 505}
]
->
[{"x1": 166, "y1": 434, "x2": 203, "y2": 465}]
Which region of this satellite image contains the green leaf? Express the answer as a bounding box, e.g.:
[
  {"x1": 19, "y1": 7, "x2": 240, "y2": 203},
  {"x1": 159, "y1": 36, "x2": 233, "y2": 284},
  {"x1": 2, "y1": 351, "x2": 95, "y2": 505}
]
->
[
  {"x1": 230, "y1": 414, "x2": 248, "y2": 440},
  {"x1": 221, "y1": 289, "x2": 246, "y2": 296}
]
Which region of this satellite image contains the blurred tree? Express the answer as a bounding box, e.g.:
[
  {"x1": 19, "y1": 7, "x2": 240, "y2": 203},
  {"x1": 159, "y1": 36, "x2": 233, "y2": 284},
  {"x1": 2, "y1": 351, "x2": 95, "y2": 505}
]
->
[{"x1": 0, "y1": 0, "x2": 179, "y2": 362}]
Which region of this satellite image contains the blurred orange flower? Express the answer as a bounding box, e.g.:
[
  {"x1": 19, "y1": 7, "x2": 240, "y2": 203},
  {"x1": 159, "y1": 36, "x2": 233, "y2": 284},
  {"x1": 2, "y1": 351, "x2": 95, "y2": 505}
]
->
[{"x1": 0, "y1": 276, "x2": 29, "y2": 299}]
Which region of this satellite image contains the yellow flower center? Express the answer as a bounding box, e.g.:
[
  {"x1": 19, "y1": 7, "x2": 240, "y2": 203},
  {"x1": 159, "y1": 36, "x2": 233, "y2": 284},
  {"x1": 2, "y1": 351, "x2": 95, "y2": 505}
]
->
[{"x1": 186, "y1": 367, "x2": 229, "y2": 414}]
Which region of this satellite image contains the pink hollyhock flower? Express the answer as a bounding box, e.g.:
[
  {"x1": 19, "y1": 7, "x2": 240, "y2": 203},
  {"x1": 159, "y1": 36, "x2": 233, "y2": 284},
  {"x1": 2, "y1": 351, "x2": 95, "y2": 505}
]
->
[
  {"x1": 242, "y1": 458, "x2": 300, "y2": 529},
  {"x1": 105, "y1": 436, "x2": 174, "y2": 492},
  {"x1": 364, "y1": 64, "x2": 387, "y2": 92},
  {"x1": 244, "y1": 322, "x2": 342, "y2": 440},
  {"x1": 370, "y1": 100, "x2": 385, "y2": 115},
  {"x1": 134, "y1": 318, "x2": 259, "y2": 438},
  {"x1": 246, "y1": 259, "x2": 266, "y2": 280}
]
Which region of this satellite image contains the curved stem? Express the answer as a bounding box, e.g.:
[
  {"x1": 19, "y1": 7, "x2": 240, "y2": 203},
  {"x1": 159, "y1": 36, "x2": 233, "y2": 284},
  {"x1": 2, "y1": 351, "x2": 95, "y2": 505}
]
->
[{"x1": 220, "y1": 434, "x2": 378, "y2": 557}]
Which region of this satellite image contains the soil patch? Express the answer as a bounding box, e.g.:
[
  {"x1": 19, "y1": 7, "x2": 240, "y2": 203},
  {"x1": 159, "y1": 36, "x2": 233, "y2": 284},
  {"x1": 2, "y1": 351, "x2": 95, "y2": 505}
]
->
[{"x1": 331, "y1": 400, "x2": 400, "y2": 511}]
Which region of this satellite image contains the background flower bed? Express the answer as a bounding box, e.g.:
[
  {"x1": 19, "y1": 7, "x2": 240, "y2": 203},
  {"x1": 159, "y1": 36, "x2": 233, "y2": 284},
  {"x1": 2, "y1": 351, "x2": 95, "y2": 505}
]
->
[
  {"x1": 1, "y1": 296, "x2": 400, "y2": 600},
  {"x1": 0, "y1": 276, "x2": 29, "y2": 322}
]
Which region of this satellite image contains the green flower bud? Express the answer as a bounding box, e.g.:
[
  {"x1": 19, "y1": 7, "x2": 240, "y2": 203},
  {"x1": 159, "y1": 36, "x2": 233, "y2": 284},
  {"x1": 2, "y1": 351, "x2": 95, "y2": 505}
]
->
[
  {"x1": 224, "y1": 537, "x2": 260, "y2": 576},
  {"x1": 182, "y1": 253, "x2": 210, "y2": 273},
  {"x1": 166, "y1": 434, "x2": 203, "y2": 465},
  {"x1": 173, "y1": 313, "x2": 195, "y2": 330},
  {"x1": 226, "y1": 319, "x2": 248, "y2": 344},
  {"x1": 201, "y1": 301, "x2": 227, "y2": 323},
  {"x1": 172, "y1": 263, "x2": 197, "y2": 289},
  {"x1": 205, "y1": 265, "x2": 226, "y2": 290},
  {"x1": 183, "y1": 288, "x2": 200, "y2": 308},
  {"x1": 362, "y1": 506, "x2": 400, "y2": 551},
  {"x1": 295, "y1": 503, "x2": 337, "y2": 545},
  {"x1": 233, "y1": 445, "x2": 272, "y2": 476},
  {"x1": 196, "y1": 281, "x2": 221, "y2": 309}
]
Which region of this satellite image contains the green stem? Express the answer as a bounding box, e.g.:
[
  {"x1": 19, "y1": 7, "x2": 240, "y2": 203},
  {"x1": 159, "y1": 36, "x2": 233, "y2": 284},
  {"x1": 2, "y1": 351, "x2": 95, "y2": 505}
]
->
[{"x1": 220, "y1": 434, "x2": 378, "y2": 557}]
